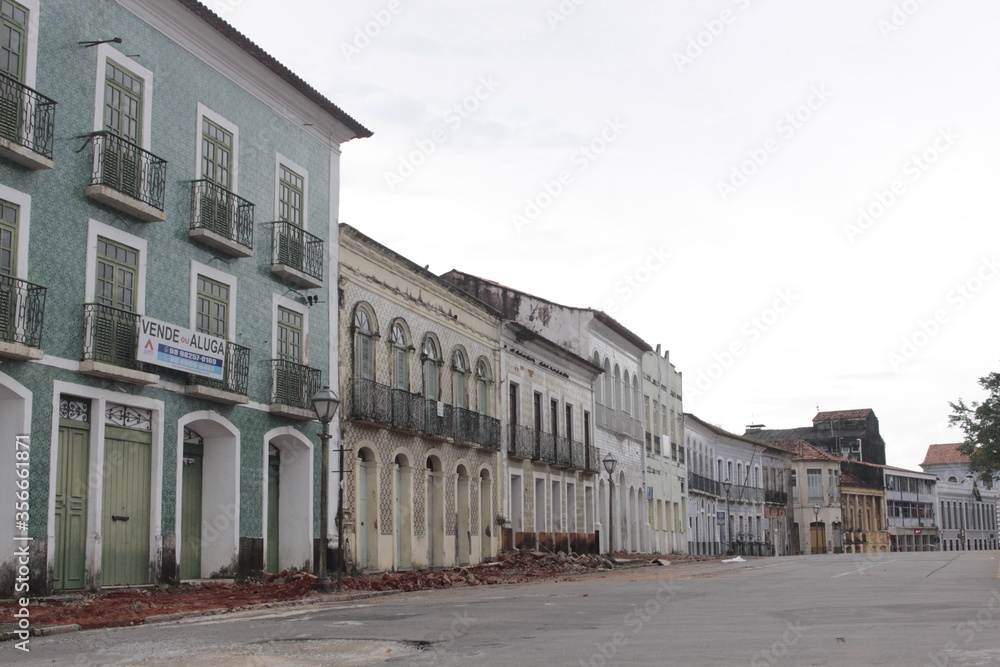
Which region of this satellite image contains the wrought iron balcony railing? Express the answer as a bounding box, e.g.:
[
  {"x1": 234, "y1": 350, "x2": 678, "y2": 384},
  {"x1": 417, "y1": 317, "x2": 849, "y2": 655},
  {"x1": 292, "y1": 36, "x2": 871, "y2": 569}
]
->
[
  {"x1": 188, "y1": 341, "x2": 250, "y2": 396},
  {"x1": 269, "y1": 359, "x2": 322, "y2": 410},
  {"x1": 351, "y1": 377, "x2": 392, "y2": 424},
  {"x1": 554, "y1": 436, "x2": 573, "y2": 467},
  {"x1": 0, "y1": 275, "x2": 45, "y2": 348},
  {"x1": 81, "y1": 303, "x2": 142, "y2": 369},
  {"x1": 584, "y1": 443, "x2": 599, "y2": 473},
  {"x1": 190, "y1": 180, "x2": 254, "y2": 253},
  {"x1": 87, "y1": 132, "x2": 167, "y2": 212},
  {"x1": 506, "y1": 424, "x2": 532, "y2": 460},
  {"x1": 349, "y1": 378, "x2": 501, "y2": 449},
  {"x1": 0, "y1": 71, "x2": 56, "y2": 160},
  {"x1": 391, "y1": 387, "x2": 425, "y2": 432},
  {"x1": 270, "y1": 221, "x2": 323, "y2": 284},
  {"x1": 765, "y1": 489, "x2": 788, "y2": 505},
  {"x1": 536, "y1": 431, "x2": 556, "y2": 464},
  {"x1": 689, "y1": 472, "x2": 720, "y2": 497}
]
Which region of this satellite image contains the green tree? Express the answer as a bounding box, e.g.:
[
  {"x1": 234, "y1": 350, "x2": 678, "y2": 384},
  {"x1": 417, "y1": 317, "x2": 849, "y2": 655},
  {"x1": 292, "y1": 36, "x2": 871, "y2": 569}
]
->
[{"x1": 950, "y1": 370, "x2": 1000, "y2": 482}]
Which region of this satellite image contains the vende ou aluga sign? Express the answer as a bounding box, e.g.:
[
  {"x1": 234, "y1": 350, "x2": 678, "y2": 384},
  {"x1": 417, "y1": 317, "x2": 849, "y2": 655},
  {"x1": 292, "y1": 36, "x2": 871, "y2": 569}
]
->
[{"x1": 137, "y1": 317, "x2": 225, "y2": 380}]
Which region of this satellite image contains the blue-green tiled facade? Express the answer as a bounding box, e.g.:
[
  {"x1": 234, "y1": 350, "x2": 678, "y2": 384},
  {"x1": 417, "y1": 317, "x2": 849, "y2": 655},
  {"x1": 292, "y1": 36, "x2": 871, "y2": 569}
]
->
[{"x1": 0, "y1": 0, "x2": 368, "y2": 594}]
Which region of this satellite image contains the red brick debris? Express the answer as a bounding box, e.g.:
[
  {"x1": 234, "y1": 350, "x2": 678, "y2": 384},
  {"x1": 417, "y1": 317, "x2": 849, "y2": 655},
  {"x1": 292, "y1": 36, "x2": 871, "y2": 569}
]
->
[{"x1": 0, "y1": 552, "x2": 706, "y2": 632}]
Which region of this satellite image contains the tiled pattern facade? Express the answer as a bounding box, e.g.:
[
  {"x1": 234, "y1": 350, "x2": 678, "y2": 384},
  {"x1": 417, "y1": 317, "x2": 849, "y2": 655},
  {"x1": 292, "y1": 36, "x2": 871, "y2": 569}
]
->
[
  {"x1": 338, "y1": 232, "x2": 500, "y2": 570},
  {"x1": 0, "y1": 0, "x2": 365, "y2": 594}
]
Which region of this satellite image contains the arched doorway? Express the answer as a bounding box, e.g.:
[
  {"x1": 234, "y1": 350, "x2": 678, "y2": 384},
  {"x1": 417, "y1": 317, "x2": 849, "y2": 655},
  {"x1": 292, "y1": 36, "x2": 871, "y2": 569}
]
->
[
  {"x1": 357, "y1": 448, "x2": 378, "y2": 571},
  {"x1": 426, "y1": 456, "x2": 444, "y2": 567},
  {"x1": 394, "y1": 453, "x2": 412, "y2": 570},
  {"x1": 456, "y1": 464, "x2": 471, "y2": 565},
  {"x1": 264, "y1": 430, "x2": 312, "y2": 573},
  {"x1": 479, "y1": 469, "x2": 493, "y2": 559}
]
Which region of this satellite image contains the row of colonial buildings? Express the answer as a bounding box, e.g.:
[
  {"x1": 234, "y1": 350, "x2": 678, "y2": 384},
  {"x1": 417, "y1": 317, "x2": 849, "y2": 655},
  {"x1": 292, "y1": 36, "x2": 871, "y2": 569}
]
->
[{"x1": 1, "y1": 0, "x2": 995, "y2": 596}]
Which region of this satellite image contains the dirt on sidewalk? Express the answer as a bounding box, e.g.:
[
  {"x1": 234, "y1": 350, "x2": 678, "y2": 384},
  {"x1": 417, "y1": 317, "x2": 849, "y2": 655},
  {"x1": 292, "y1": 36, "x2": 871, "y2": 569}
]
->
[{"x1": 0, "y1": 551, "x2": 708, "y2": 632}]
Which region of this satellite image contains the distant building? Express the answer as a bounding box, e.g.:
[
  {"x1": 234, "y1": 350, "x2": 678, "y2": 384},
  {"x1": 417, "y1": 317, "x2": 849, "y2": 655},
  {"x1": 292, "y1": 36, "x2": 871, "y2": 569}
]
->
[
  {"x1": 440, "y1": 271, "x2": 651, "y2": 554},
  {"x1": 839, "y1": 470, "x2": 889, "y2": 554},
  {"x1": 641, "y1": 347, "x2": 686, "y2": 554},
  {"x1": 745, "y1": 408, "x2": 886, "y2": 465},
  {"x1": 685, "y1": 415, "x2": 790, "y2": 557},
  {"x1": 920, "y1": 443, "x2": 998, "y2": 552},
  {"x1": 768, "y1": 440, "x2": 843, "y2": 555}
]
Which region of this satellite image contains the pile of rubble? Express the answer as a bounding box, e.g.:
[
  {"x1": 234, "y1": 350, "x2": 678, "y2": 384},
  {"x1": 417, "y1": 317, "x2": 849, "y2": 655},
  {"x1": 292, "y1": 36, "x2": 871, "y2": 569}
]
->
[{"x1": 340, "y1": 549, "x2": 631, "y2": 592}]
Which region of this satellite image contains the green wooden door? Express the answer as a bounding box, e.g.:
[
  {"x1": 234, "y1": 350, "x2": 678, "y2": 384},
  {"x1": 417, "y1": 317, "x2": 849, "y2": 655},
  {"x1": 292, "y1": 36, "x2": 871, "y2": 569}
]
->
[
  {"x1": 54, "y1": 422, "x2": 89, "y2": 591},
  {"x1": 0, "y1": 0, "x2": 27, "y2": 143},
  {"x1": 103, "y1": 60, "x2": 143, "y2": 197},
  {"x1": 180, "y1": 441, "x2": 203, "y2": 580},
  {"x1": 0, "y1": 198, "x2": 16, "y2": 343},
  {"x1": 200, "y1": 118, "x2": 233, "y2": 236},
  {"x1": 101, "y1": 425, "x2": 151, "y2": 586},
  {"x1": 267, "y1": 447, "x2": 280, "y2": 572}
]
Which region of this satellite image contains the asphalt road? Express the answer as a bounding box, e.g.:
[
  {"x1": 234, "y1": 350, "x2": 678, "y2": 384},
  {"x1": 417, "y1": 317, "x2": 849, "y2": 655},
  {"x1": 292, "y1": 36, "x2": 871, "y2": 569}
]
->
[{"x1": 9, "y1": 551, "x2": 1000, "y2": 666}]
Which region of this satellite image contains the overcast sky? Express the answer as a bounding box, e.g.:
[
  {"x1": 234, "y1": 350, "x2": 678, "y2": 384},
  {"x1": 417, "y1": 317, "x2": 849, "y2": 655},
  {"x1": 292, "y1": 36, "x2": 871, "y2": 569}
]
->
[{"x1": 219, "y1": 0, "x2": 999, "y2": 472}]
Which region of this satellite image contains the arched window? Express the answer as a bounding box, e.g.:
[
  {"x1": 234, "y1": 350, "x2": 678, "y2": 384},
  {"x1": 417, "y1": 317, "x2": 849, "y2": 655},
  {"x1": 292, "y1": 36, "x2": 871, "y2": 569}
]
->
[
  {"x1": 613, "y1": 365, "x2": 622, "y2": 413},
  {"x1": 593, "y1": 353, "x2": 603, "y2": 407},
  {"x1": 354, "y1": 306, "x2": 375, "y2": 380},
  {"x1": 453, "y1": 349, "x2": 469, "y2": 410},
  {"x1": 390, "y1": 322, "x2": 409, "y2": 391},
  {"x1": 623, "y1": 373, "x2": 631, "y2": 416},
  {"x1": 475, "y1": 359, "x2": 490, "y2": 415},
  {"x1": 603, "y1": 360, "x2": 613, "y2": 415},
  {"x1": 422, "y1": 336, "x2": 439, "y2": 400}
]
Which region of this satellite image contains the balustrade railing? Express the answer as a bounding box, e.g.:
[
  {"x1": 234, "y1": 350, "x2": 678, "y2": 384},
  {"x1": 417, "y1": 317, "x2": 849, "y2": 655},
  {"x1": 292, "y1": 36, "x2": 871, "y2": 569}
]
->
[
  {"x1": 269, "y1": 359, "x2": 321, "y2": 410},
  {"x1": 87, "y1": 131, "x2": 166, "y2": 211},
  {"x1": 271, "y1": 221, "x2": 323, "y2": 283},
  {"x1": 0, "y1": 72, "x2": 56, "y2": 159},
  {"x1": 0, "y1": 275, "x2": 45, "y2": 348},
  {"x1": 190, "y1": 179, "x2": 254, "y2": 252},
  {"x1": 188, "y1": 341, "x2": 249, "y2": 396}
]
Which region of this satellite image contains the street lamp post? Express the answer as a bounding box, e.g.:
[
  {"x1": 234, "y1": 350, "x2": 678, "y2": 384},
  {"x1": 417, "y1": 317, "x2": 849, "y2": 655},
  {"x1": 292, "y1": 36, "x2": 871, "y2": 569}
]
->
[
  {"x1": 812, "y1": 504, "x2": 821, "y2": 555},
  {"x1": 722, "y1": 478, "x2": 732, "y2": 554},
  {"x1": 603, "y1": 453, "x2": 618, "y2": 554},
  {"x1": 311, "y1": 386, "x2": 341, "y2": 593}
]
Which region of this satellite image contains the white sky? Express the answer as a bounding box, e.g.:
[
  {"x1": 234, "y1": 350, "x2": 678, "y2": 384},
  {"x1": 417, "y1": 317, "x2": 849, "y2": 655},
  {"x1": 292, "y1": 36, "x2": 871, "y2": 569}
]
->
[{"x1": 219, "y1": 0, "x2": 1000, "y2": 472}]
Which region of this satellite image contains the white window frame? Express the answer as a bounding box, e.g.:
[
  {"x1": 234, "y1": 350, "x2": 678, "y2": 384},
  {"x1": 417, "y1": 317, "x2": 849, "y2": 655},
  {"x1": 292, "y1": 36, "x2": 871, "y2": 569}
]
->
[
  {"x1": 189, "y1": 260, "x2": 236, "y2": 339},
  {"x1": 271, "y1": 293, "x2": 308, "y2": 362},
  {"x1": 10, "y1": 0, "x2": 39, "y2": 88},
  {"x1": 92, "y1": 44, "x2": 153, "y2": 148},
  {"x1": 275, "y1": 153, "x2": 309, "y2": 229},
  {"x1": 84, "y1": 219, "x2": 147, "y2": 313},
  {"x1": 195, "y1": 103, "x2": 240, "y2": 190},
  {"x1": 0, "y1": 183, "x2": 30, "y2": 279}
]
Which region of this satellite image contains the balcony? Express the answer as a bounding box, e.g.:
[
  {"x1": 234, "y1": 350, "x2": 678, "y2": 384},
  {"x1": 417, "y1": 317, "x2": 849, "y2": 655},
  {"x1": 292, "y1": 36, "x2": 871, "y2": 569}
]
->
[
  {"x1": 553, "y1": 436, "x2": 573, "y2": 468},
  {"x1": 269, "y1": 359, "x2": 322, "y2": 419},
  {"x1": 185, "y1": 341, "x2": 250, "y2": 404},
  {"x1": 348, "y1": 378, "x2": 501, "y2": 450},
  {"x1": 689, "y1": 472, "x2": 720, "y2": 497},
  {"x1": 507, "y1": 424, "x2": 535, "y2": 460},
  {"x1": 270, "y1": 221, "x2": 323, "y2": 289},
  {"x1": 0, "y1": 276, "x2": 45, "y2": 360},
  {"x1": 0, "y1": 72, "x2": 56, "y2": 170},
  {"x1": 85, "y1": 132, "x2": 167, "y2": 222},
  {"x1": 80, "y1": 303, "x2": 158, "y2": 385},
  {"x1": 189, "y1": 180, "x2": 254, "y2": 258},
  {"x1": 569, "y1": 439, "x2": 585, "y2": 469},
  {"x1": 583, "y1": 443, "x2": 599, "y2": 474},
  {"x1": 765, "y1": 489, "x2": 788, "y2": 505}
]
